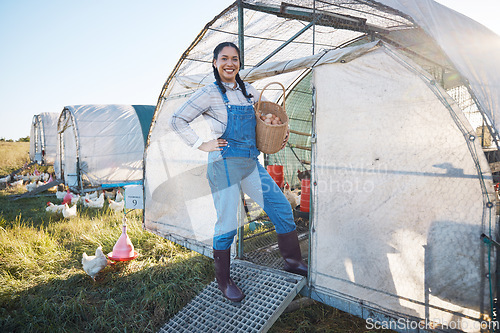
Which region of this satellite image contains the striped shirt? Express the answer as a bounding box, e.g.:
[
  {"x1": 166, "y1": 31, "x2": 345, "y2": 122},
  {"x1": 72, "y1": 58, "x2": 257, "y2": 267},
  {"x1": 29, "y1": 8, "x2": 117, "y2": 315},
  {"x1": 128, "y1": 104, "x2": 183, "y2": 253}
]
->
[{"x1": 170, "y1": 81, "x2": 260, "y2": 149}]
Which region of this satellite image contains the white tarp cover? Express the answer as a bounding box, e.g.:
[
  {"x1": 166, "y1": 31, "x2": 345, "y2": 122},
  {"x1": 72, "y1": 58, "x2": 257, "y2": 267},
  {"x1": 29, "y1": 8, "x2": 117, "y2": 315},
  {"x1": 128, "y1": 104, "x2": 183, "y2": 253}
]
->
[
  {"x1": 144, "y1": 0, "x2": 500, "y2": 329},
  {"x1": 143, "y1": 42, "x2": 380, "y2": 255},
  {"x1": 311, "y1": 46, "x2": 495, "y2": 331},
  {"x1": 145, "y1": 40, "x2": 496, "y2": 329},
  {"x1": 57, "y1": 105, "x2": 147, "y2": 188},
  {"x1": 29, "y1": 112, "x2": 59, "y2": 166},
  {"x1": 378, "y1": 0, "x2": 500, "y2": 135}
]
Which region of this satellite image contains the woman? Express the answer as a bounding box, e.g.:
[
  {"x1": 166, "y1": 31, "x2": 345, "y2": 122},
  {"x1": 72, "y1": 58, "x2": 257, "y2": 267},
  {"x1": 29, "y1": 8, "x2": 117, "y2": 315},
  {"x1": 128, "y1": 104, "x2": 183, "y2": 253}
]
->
[{"x1": 170, "y1": 42, "x2": 307, "y2": 302}]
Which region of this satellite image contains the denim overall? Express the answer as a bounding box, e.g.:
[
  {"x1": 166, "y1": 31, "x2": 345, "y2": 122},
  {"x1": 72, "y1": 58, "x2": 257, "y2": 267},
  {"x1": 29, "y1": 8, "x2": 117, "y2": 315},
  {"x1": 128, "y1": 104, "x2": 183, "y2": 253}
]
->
[{"x1": 208, "y1": 83, "x2": 296, "y2": 250}]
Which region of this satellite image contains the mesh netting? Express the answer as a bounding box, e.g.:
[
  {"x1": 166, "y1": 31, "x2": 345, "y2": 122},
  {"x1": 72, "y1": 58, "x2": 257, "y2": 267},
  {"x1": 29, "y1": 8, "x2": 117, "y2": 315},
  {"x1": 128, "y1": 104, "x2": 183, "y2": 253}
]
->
[
  {"x1": 156, "y1": 0, "x2": 496, "y2": 155},
  {"x1": 268, "y1": 72, "x2": 313, "y2": 188},
  {"x1": 181, "y1": 0, "x2": 413, "y2": 68}
]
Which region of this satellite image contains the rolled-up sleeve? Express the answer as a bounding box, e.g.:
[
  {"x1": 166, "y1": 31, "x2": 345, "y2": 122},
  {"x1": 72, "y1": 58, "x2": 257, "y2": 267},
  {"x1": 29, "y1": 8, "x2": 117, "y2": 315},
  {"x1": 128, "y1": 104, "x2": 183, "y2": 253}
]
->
[{"x1": 170, "y1": 87, "x2": 211, "y2": 148}]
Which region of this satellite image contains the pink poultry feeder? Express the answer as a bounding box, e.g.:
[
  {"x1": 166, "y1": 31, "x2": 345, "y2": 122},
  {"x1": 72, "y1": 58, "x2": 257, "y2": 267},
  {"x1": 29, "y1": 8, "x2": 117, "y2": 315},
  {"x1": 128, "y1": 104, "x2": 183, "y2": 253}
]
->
[
  {"x1": 107, "y1": 222, "x2": 138, "y2": 261},
  {"x1": 62, "y1": 189, "x2": 73, "y2": 205}
]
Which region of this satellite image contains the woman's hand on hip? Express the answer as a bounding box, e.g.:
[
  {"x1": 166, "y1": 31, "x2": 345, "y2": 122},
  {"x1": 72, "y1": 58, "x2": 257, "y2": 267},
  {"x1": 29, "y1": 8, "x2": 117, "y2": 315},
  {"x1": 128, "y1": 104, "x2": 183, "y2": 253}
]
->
[{"x1": 198, "y1": 139, "x2": 228, "y2": 152}]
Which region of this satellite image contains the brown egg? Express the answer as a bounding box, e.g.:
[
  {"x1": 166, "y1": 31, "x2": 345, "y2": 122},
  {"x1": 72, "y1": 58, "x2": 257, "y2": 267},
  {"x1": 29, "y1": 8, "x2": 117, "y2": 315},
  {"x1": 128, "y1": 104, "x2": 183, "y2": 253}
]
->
[
  {"x1": 260, "y1": 116, "x2": 266, "y2": 121},
  {"x1": 272, "y1": 119, "x2": 278, "y2": 125},
  {"x1": 275, "y1": 117, "x2": 280, "y2": 122}
]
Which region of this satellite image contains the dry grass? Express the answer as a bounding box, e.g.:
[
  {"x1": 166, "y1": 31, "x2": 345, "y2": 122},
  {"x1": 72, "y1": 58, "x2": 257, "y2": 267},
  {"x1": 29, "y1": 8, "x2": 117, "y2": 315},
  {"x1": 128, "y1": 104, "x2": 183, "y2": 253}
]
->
[{"x1": 0, "y1": 142, "x2": 30, "y2": 176}]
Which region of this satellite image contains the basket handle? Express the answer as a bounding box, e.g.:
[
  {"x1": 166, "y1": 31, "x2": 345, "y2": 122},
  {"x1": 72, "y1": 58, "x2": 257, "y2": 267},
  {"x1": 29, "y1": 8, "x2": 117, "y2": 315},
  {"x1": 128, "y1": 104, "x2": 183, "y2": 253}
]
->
[{"x1": 256, "y1": 81, "x2": 286, "y2": 115}]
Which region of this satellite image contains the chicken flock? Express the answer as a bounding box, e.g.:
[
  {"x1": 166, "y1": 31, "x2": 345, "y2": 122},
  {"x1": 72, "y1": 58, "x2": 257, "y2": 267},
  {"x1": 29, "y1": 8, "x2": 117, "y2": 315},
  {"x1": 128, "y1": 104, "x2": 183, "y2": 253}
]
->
[
  {"x1": 2, "y1": 165, "x2": 133, "y2": 281},
  {"x1": 45, "y1": 187, "x2": 125, "y2": 219},
  {"x1": 1, "y1": 166, "x2": 54, "y2": 191},
  {"x1": 5, "y1": 164, "x2": 311, "y2": 281}
]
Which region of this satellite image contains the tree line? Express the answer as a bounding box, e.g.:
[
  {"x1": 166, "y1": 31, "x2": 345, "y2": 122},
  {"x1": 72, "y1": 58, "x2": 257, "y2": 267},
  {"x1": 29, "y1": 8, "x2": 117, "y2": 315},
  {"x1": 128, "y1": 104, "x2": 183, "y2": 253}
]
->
[{"x1": 0, "y1": 136, "x2": 29, "y2": 142}]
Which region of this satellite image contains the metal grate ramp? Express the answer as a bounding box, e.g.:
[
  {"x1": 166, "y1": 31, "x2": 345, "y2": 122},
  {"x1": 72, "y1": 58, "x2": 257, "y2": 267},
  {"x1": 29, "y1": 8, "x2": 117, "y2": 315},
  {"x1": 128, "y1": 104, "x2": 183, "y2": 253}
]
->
[{"x1": 159, "y1": 260, "x2": 306, "y2": 333}]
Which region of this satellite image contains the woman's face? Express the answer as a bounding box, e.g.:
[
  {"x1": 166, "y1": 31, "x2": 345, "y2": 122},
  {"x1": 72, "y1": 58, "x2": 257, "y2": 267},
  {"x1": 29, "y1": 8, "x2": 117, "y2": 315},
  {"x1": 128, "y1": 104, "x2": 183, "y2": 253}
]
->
[{"x1": 213, "y1": 46, "x2": 240, "y2": 84}]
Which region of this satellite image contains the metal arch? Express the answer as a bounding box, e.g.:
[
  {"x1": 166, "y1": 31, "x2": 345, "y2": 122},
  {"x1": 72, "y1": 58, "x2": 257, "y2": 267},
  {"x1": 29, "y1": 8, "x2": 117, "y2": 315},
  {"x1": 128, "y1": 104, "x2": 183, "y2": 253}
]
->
[
  {"x1": 57, "y1": 107, "x2": 83, "y2": 192},
  {"x1": 145, "y1": 1, "x2": 238, "y2": 150}
]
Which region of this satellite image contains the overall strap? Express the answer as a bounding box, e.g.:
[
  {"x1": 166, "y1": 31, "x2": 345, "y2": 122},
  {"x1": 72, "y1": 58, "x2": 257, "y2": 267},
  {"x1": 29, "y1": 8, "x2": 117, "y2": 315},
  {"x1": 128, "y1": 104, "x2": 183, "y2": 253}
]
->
[
  {"x1": 214, "y1": 82, "x2": 230, "y2": 106},
  {"x1": 214, "y1": 81, "x2": 253, "y2": 105}
]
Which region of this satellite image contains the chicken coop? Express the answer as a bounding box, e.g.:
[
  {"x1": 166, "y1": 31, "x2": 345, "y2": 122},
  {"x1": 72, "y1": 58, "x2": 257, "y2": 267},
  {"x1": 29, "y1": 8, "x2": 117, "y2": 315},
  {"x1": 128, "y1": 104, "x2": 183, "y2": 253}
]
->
[
  {"x1": 29, "y1": 112, "x2": 59, "y2": 169},
  {"x1": 144, "y1": 1, "x2": 500, "y2": 332},
  {"x1": 56, "y1": 104, "x2": 154, "y2": 192}
]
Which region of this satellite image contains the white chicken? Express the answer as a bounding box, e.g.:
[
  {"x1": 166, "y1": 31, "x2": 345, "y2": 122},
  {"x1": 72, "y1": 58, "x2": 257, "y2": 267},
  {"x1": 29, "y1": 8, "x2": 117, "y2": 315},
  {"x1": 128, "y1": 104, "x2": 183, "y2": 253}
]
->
[
  {"x1": 115, "y1": 190, "x2": 124, "y2": 203},
  {"x1": 9, "y1": 179, "x2": 23, "y2": 187},
  {"x1": 0, "y1": 175, "x2": 11, "y2": 184},
  {"x1": 108, "y1": 198, "x2": 124, "y2": 212},
  {"x1": 84, "y1": 193, "x2": 105, "y2": 208},
  {"x1": 42, "y1": 173, "x2": 50, "y2": 182},
  {"x1": 62, "y1": 203, "x2": 77, "y2": 219},
  {"x1": 26, "y1": 181, "x2": 38, "y2": 192},
  {"x1": 71, "y1": 194, "x2": 81, "y2": 205},
  {"x1": 283, "y1": 183, "x2": 300, "y2": 209},
  {"x1": 88, "y1": 191, "x2": 99, "y2": 199},
  {"x1": 81, "y1": 246, "x2": 109, "y2": 280},
  {"x1": 56, "y1": 189, "x2": 66, "y2": 200},
  {"x1": 46, "y1": 202, "x2": 65, "y2": 213}
]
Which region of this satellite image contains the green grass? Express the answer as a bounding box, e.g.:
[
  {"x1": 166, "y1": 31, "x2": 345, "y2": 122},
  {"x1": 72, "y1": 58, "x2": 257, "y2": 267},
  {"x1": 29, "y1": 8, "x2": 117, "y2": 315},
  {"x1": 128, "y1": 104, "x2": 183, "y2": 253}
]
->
[
  {"x1": 0, "y1": 142, "x2": 392, "y2": 332},
  {"x1": 0, "y1": 204, "x2": 214, "y2": 332}
]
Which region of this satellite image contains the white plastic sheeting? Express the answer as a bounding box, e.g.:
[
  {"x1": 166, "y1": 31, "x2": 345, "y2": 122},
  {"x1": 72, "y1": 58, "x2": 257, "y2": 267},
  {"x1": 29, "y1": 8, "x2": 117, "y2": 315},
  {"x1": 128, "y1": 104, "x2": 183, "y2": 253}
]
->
[
  {"x1": 378, "y1": 0, "x2": 500, "y2": 135},
  {"x1": 145, "y1": 96, "x2": 222, "y2": 255},
  {"x1": 57, "y1": 105, "x2": 149, "y2": 188},
  {"x1": 29, "y1": 112, "x2": 59, "y2": 167},
  {"x1": 145, "y1": 41, "x2": 496, "y2": 329},
  {"x1": 310, "y1": 45, "x2": 495, "y2": 331}
]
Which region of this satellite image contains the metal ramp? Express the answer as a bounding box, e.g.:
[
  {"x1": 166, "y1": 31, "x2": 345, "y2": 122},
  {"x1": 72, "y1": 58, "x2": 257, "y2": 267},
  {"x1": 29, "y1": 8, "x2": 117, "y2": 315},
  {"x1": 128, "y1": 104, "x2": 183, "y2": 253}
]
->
[
  {"x1": 10, "y1": 179, "x2": 63, "y2": 200},
  {"x1": 159, "y1": 260, "x2": 306, "y2": 333}
]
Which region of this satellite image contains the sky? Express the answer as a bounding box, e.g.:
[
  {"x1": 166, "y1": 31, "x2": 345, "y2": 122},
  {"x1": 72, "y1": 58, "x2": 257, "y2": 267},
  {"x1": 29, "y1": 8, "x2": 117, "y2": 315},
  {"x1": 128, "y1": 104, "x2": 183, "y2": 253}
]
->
[{"x1": 0, "y1": 0, "x2": 499, "y2": 141}]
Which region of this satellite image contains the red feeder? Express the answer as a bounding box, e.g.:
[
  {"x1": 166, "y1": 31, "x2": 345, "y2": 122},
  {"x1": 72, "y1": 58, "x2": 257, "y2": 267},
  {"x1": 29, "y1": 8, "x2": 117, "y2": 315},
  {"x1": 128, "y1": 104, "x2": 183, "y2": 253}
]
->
[
  {"x1": 108, "y1": 222, "x2": 138, "y2": 261},
  {"x1": 267, "y1": 165, "x2": 284, "y2": 188},
  {"x1": 300, "y1": 179, "x2": 311, "y2": 212}
]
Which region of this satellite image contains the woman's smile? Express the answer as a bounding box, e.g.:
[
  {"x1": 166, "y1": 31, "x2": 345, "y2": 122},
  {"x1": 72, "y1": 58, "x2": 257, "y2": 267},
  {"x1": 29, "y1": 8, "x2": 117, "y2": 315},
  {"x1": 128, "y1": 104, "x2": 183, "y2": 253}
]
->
[{"x1": 213, "y1": 46, "x2": 240, "y2": 84}]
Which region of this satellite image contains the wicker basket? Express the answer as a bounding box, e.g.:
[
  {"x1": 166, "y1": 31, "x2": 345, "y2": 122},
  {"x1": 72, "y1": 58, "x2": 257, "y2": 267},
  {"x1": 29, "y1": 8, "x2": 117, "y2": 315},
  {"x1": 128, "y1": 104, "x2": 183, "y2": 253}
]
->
[{"x1": 255, "y1": 82, "x2": 289, "y2": 154}]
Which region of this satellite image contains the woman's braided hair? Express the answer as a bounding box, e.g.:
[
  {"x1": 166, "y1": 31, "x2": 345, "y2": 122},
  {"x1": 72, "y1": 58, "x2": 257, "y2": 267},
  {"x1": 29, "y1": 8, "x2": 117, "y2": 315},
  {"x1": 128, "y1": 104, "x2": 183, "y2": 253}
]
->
[{"x1": 212, "y1": 42, "x2": 253, "y2": 99}]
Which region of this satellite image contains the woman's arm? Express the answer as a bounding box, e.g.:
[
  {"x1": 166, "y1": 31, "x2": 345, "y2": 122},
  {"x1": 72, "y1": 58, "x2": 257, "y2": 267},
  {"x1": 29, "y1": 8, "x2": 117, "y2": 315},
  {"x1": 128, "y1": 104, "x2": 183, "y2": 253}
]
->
[
  {"x1": 170, "y1": 86, "x2": 228, "y2": 152},
  {"x1": 169, "y1": 87, "x2": 211, "y2": 149}
]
